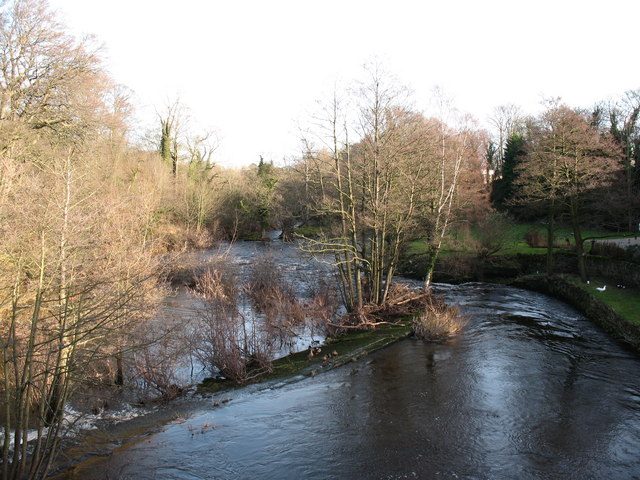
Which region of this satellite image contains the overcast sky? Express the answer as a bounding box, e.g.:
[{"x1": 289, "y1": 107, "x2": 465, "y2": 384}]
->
[{"x1": 49, "y1": 0, "x2": 640, "y2": 168}]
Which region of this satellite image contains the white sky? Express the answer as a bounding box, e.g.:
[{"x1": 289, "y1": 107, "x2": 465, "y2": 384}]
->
[{"x1": 49, "y1": 0, "x2": 640, "y2": 168}]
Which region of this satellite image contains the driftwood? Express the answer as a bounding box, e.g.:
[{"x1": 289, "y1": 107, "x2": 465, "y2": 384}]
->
[
  {"x1": 328, "y1": 285, "x2": 436, "y2": 330},
  {"x1": 386, "y1": 291, "x2": 431, "y2": 307},
  {"x1": 327, "y1": 320, "x2": 394, "y2": 330}
]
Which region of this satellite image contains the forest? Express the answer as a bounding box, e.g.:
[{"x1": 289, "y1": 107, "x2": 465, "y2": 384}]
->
[{"x1": 1, "y1": 0, "x2": 639, "y2": 479}]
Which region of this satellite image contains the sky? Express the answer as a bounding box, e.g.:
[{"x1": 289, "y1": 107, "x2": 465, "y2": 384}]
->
[{"x1": 49, "y1": 0, "x2": 640, "y2": 168}]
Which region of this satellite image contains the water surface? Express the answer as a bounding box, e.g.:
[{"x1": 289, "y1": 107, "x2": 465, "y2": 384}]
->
[{"x1": 65, "y1": 282, "x2": 640, "y2": 479}]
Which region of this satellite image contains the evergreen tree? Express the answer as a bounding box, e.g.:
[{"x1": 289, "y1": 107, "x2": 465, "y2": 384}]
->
[
  {"x1": 491, "y1": 133, "x2": 527, "y2": 212},
  {"x1": 255, "y1": 156, "x2": 278, "y2": 237}
]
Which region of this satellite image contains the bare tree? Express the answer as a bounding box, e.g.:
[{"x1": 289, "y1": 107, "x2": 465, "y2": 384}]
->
[
  {"x1": 608, "y1": 90, "x2": 640, "y2": 231},
  {"x1": 488, "y1": 103, "x2": 524, "y2": 176},
  {"x1": 298, "y1": 70, "x2": 484, "y2": 315},
  {"x1": 514, "y1": 102, "x2": 623, "y2": 280},
  {"x1": 0, "y1": 0, "x2": 105, "y2": 137},
  {"x1": 158, "y1": 99, "x2": 185, "y2": 175},
  {"x1": 0, "y1": 5, "x2": 170, "y2": 477},
  {"x1": 182, "y1": 130, "x2": 220, "y2": 233},
  {"x1": 300, "y1": 65, "x2": 417, "y2": 313},
  {"x1": 419, "y1": 90, "x2": 484, "y2": 287},
  {"x1": 0, "y1": 144, "x2": 161, "y2": 479}
]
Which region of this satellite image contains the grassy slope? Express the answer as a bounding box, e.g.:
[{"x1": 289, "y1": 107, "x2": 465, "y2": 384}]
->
[{"x1": 568, "y1": 277, "x2": 640, "y2": 326}]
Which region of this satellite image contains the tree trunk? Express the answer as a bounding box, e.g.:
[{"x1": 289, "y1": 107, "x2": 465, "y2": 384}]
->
[
  {"x1": 545, "y1": 203, "x2": 556, "y2": 276},
  {"x1": 569, "y1": 197, "x2": 587, "y2": 282}
]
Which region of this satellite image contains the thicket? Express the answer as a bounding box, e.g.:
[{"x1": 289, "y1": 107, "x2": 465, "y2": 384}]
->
[
  {"x1": 294, "y1": 68, "x2": 488, "y2": 322},
  {"x1": 0, "y1": 1, "x2": 253, "y2": 477},
  {"x1": 189, "y1": 255, "x2": 340, "y2": 384}
]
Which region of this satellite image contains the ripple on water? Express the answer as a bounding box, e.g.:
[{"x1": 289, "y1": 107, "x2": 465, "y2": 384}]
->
[{"x1": 61, "y1": 278, "x2": 640, "y2": 480}]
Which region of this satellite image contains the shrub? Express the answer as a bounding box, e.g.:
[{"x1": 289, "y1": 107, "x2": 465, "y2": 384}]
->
[
  {"x1": 524, "y1": 231, "x2": 546, "y2": 248},
  {"x1": 590, "y1": 241, "x2": 630, "y2": 260},
  {"x1": 245, "y1": 255, "x2": 308, "y2": 347},
  {"x1": 472, "y1": 211, "x2": 513, "y2": 258},
  {"x1": 189, "y1": 255, "x2": 338, "y2": 384},
  {"x1": 413, "y1": 303, "x2": 467, "y2": 340},
  {"x1": 438, "y1": 253, "x2": 475, "y2": 280}
]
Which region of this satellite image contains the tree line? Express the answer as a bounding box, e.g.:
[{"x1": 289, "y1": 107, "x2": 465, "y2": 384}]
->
[
  {"x1": 0, "y1": 1, "x2": 264, "y2": 477},
  {"x1": 489, "y1": 98, "x2": 638, "y2": 280}
]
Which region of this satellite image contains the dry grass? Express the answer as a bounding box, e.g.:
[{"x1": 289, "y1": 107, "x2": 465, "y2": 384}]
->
[{"x1": 413, "y1": 302, "x2": 467, "y2": 340}]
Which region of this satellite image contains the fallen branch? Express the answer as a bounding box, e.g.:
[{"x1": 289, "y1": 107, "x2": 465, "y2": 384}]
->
[
  {"x1": 327, "y1": 320, "x2": 394, "y2": 329},
  {"x1": 387, "y1": 291, "x2": 431, "y2": 307}
]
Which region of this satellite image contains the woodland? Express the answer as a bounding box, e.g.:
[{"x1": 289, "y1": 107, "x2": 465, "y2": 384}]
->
[{"x1": 1, "y1": 0, "x2": 639, "y2": 479}]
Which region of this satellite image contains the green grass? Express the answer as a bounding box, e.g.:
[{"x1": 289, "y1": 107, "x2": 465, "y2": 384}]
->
[
  {"x1": 405, "y1": 239, "x2": 430, "y2": 256},
  {"x1": 570, "y1": 277, "x2": 640, "y2": 326},
  {"x1": 405, "y1": 222, "x2": 635, "y2": 258},
  {"x1": 294, "y1": 225, "x2": 325, "y2": 237}
]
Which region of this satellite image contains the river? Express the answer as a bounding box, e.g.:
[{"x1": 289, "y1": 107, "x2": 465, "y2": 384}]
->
[{"x1": 59, "y1": 241, "x2": 640, "y2": 479}]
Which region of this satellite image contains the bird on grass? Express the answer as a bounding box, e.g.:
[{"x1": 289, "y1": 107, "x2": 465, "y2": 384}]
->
[{"x1": 596, "y1": 285, "x2": 606, "y2": 292}]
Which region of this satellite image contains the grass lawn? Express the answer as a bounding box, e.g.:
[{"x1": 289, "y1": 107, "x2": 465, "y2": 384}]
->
[
  {"x1": 405, "y1": 222, "x2": 635, "y2": 257},
  {"x1": 568, "y1": 277, "x2": 640, "y2": 327},
  {"x1": 293, "y1": 224, "x2": 326, "y2": 237}
]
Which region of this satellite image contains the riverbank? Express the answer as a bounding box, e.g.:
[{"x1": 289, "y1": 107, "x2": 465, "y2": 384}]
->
[
  {"x1": 399, "y1": 250, "x2": 640, "y2": 351},
  {"x1": 512, "y1": 274, "x2": 640, "y2": 350}
]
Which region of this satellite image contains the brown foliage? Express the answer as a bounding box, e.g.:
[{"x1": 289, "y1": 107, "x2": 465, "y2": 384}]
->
[
  {"x1": 189, "y1": 255, "x2": 342, "y2": 383},
  {"x1": 524, "y1": 231, "x2": 547, "y2": 248},
  {"x1": 590, "y1": 242, "x2": 629, "y2": 260},
  {"x1": 413, "y1": 302, "x2": 467, "y2": 340},
  {"x1": 190, "y1": 258, "x2": 291, "y2": 383}
]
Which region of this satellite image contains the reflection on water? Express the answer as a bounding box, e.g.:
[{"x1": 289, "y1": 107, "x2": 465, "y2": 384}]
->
[
  {"x1": 153, "y1": 240, "x2": 335, "y2": 385},
  {"x1": 64, "y1": 281, "x2": 640, "y2": 479}
]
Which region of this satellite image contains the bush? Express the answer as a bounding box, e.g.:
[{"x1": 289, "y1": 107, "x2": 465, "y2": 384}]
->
[
  {"x1": 189, "y1": 255, "x2": 339, "y2": 384},
  {"x1": 472, "y1": 211, "x2": 513, "y2": 258},
  {"x1": 437, "y1": 254, "x2": 475, "y2": 280},
  {"x1": 413, "y1": 303, "x2": 467, "y2": 340},
  {"x1": 590, "y1": 241, "x2": 630, "y2": 261},
  {"x1": 524, "y1": 231, "x2": 546, "y2": 248},
  {"x1": 191, "y1": 262, "x2": 256, "y2": 384}
]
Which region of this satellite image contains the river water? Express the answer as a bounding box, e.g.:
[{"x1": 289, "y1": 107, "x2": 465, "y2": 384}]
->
[{"x1": 61, "y1": 242, "x2": 640, "y2": 479}]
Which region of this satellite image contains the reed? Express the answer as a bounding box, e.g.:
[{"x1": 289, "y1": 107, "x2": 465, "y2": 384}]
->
[{"x1": 413, "y1": 304, "x2": 467, "y2": 340}]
